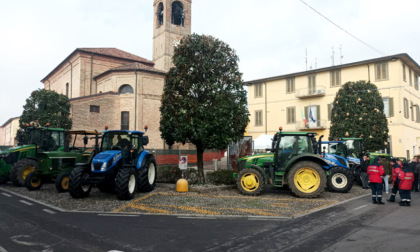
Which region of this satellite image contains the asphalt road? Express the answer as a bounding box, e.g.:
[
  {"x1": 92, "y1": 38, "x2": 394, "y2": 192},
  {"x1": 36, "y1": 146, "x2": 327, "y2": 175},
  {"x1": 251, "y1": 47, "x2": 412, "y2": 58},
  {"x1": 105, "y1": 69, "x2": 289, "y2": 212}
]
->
[{"x1": 1, "y1": 188, "x2": 419, "y2": 251}]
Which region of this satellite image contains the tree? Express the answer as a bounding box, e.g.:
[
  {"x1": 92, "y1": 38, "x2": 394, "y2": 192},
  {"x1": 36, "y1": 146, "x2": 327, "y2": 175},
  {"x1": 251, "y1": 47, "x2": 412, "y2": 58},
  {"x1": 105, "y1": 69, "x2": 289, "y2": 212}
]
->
[
  {"x1": 20, "y1": 89, "x2": 72, "y2": 129},
  {"x1": 160, "y1": 34, "x2": 249, "y2": 183},
  {"x1": 329, "y1": 81, "x2": 389, "y2": 151}
]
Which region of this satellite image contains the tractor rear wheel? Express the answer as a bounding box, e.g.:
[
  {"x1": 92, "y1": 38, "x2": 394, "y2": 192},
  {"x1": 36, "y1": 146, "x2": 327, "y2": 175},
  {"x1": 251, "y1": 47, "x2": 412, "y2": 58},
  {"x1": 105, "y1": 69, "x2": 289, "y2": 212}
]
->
[
  {"x1": 237, "y1": 168, "x2": 264, "y2": 196},
  {"x1": 137, "y1": 157, "x2": 157, "y2": 192},
  {"x1": 287, "y1": 161, "x2": 326, "y2": 198},
  {"x1": 55, "y1": 172, "x2": 71, "y2": 192},
  {"x1": 69, "y1": 166, "x2": 92, "y2": 198},
  {"x1": 115, "y1": 168, "x2": 137, "y2": 200},
  {"x1": 25, "y1": 171, "x2": 43, "y2": 191},
  {"x1": 10, "y1": 159, "x2": 37, "y2": 186},
  {"x1": 327, "y1": 167, "x2": 353, "y2": 193}
]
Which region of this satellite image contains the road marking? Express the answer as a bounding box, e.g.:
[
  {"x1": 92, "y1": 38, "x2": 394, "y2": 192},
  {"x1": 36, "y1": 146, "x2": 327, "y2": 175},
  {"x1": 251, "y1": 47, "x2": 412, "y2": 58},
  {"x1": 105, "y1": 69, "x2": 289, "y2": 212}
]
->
[
  {"x1": 10, "y1": 235, "x2": 52, "y2": 252},
  {"x1": 0, "y1": 245, "x2": 8, "y2": 252},
  {"x1": 43, "y1": 209, "x2": 56, "y2": 214},
  {"x1": 353, "y1": 204, "x2": 368, "y2": 211},
  {"x1": 98, "y1": 214, "x2": 139, "y2": 217},
  {"x1": 19, "y1": 200, "x2": 33, "y2": 206},
  {"x1": 1, "y1": 193, "x2": 12, "y2": 197}
]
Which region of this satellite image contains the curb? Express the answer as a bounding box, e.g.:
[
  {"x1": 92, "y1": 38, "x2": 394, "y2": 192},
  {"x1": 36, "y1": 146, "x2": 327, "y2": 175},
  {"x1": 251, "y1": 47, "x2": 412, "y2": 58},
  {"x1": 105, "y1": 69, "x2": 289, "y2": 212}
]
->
[{"x1": 157, "y1": 183, "x2": 236, "y2": 193}]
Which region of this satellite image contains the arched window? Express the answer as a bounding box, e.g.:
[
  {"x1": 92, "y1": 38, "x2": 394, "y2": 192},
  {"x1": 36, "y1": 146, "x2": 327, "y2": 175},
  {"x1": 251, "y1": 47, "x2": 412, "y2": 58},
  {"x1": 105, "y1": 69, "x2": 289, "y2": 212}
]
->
[
  {"x1": 119, "y1": 84, "x2": 134, "y2": 94},
  {"x1": 171, "y1": 1, "x2": 184, "y2": 26},
  {"x1": 157, "y1": 2, "x2": 164, "y2": 26}
]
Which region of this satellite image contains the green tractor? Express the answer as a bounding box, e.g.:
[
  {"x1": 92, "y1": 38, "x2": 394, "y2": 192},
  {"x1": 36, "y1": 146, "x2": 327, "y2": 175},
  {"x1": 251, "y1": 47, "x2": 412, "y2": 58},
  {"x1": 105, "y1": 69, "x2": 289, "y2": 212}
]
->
[
  {"x1": 24, "y1": 130, "x2": 100, "y2": 192},
  {"x1": 235, "y1": 129, "x2": 332, "y2": 198},
  {"x1": 0, "y1": 126, "x2": 66, "y2": 185}
]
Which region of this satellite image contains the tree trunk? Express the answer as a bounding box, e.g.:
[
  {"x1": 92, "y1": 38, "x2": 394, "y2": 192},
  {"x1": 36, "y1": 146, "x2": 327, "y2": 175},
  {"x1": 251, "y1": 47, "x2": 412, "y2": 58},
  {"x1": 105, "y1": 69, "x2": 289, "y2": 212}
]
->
[{"x1": 196, "y1": 143, "x2": 205, "y2": 184}]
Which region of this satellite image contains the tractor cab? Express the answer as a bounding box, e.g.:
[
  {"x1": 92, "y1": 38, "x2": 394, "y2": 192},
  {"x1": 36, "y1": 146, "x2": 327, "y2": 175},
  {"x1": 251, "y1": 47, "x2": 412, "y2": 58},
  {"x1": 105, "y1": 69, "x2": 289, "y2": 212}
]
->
[{"x1": 340, "y1": 137, "x2": 365, "y2": 158}]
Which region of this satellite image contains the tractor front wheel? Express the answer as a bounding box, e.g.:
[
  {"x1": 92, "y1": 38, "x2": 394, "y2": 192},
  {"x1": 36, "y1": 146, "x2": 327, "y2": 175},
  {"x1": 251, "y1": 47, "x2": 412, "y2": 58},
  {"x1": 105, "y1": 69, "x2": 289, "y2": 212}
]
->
[
  {"x1": 237, "y1": 168, "x2": 265, "y2": 196},
  {"x1": 69, "y1": 166, "x2": 92, "y2": 198},
  {"x1": 25, "y1": 171, "x2": 43, "y2": 191},
  {"x1": 137, "y1": 157, "x2": 157, "y2": 192},
  {"x1": 327, "y1": 167, "x2": 353, "y2": 193},
  {"x1": 115, "y1": 168, "x2": 137, "y2": 200},
  {"x1": 10, "y1": 159, "x2": 37, "y2": 187},
  {"x1": 287, "y1": 161, "x2": 326, "y2": 198},
  {"x1": 55, "y1": 172, "x2": 71, "y2": 192}
]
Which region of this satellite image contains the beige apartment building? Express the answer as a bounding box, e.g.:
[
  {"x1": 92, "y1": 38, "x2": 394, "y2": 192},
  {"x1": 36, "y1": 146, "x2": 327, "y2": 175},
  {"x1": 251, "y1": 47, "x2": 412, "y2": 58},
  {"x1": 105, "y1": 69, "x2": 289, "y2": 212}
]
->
[
  {"x1": 246, "y1": 53, "x2": 420, "y2": 159},
  {"x1": 40, "y1": 0, "x2": 191, "y2": 149},
  {"x1": 0, "y1": 117, "x2": 20, "y2": 146}
]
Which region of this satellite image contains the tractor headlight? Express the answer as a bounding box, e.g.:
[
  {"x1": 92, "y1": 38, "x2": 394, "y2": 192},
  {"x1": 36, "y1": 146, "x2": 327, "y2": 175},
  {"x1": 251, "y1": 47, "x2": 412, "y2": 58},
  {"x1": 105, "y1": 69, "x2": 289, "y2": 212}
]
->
[{"x1": 100, "y1": 162, "x2": 107, "y2": 171}]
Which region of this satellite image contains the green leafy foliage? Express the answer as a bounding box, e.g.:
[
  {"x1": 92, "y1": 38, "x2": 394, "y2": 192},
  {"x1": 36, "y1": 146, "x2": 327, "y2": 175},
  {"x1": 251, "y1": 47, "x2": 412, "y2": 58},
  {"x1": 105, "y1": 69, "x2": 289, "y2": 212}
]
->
[
  {"x1": 206, "y1": 170, "x2": 235, "y2": 185},
  {"x1": 160, "y1": 34, "x2": 249, "y2": 183},
  {"x1": 19, "y1": 89, "x2": 72, "y2": 129},
  {"x1": 329, "y1": 81, "x2": 389, "y2": 151}
]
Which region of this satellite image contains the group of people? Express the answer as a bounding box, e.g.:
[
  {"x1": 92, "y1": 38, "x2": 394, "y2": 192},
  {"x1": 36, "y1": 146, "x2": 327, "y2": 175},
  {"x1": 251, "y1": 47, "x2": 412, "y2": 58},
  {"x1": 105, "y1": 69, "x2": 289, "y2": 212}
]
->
[{"x1": 360, "y1": 155, "x2": 420, "y2": 206}]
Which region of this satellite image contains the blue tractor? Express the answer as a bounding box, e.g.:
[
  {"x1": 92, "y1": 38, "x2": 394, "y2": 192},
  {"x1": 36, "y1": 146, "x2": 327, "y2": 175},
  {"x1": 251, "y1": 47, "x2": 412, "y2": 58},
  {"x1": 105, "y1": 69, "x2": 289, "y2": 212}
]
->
[
  {"x1": 68, "y1": 128, "x2": 156, "y2": 200},
  {"x1": 317, "y1": 136, "x2": 354, "y2": 193}
]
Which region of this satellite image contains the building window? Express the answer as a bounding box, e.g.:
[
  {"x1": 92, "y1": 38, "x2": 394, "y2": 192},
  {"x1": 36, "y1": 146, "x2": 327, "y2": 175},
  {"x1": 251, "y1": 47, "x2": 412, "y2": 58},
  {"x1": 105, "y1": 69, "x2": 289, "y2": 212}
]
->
[
  {"x1": 286, "y1": 78, "x2": 295, "y2": 93},
  {"x1": 304, "y1": 105, "x2": 320, "y2": 127},
  {"x1": 416, "y1": 105, "x2": 420, "y2": 123},
  {"x1": 415, "y1": 74, "x2": 419, "y2": 90},
  {"x1": 121, "y1": 111, "x2": 129, "y2": 130},
  {"x1": 404, "y1": 98, "x2": 409, "y2": 119},
  {"x1": 255, "y1": 110, "x2": 263, "y2": 126},
  {"x1": 328, "y1": 103, "x2": 333, "y2": 121},
  {"x1": 411, "y1": 101, "x2": 415, "y2": 121},
  {"x1": 286, "y1": 107, "x2": 296, "y2": 124},
  {"x1": 119, "y1": 84, "x2": 134, "y2": 94},
  {"x1": 66, "y1": 83, "x2": 69, "y2": 97},
  {"x1": 90, "y1": 105, "x2": 100, "y2": 113},
  {"x1": 382, "y1": 97, "x2": 394, "y2": 118},
  {"x1": 375, "y1": 62, "x2": 388, "y2": 81},
  {"x1": 330, "y1": 70, "x2": 341, "y2": 87},
  {"x1": 409, "y1": 69, "x2": 413, "y2": 86},
  {"x1": 254, "y1": 83, "x2": 263, "y2": 98},
  {"x1": 403, "y1": 64, "x2": 406, "y2": 82},
  {"x1": 171, "y1": 1, "x2": 184, "y2": 26},
  {"x1": 157, "y1": 2, "x2": 164, "y2": 26},
  {"x1": 308, "y1": 75, "x2": 316, "y2": 94}
]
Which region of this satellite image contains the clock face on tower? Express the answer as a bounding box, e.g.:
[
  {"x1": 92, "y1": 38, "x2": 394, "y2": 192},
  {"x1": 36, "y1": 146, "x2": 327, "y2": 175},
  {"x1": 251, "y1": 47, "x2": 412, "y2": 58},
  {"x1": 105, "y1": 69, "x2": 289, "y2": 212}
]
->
[{"x1": 173, "y1": 39, "x2": 181, "y2": 47}]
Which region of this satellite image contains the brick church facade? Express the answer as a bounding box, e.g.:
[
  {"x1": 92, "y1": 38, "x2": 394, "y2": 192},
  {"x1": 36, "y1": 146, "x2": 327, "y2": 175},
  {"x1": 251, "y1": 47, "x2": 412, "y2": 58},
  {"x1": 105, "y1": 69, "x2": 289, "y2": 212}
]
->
[{"x1": 41, "y1": 1, "x2": 192, "y2": 149}]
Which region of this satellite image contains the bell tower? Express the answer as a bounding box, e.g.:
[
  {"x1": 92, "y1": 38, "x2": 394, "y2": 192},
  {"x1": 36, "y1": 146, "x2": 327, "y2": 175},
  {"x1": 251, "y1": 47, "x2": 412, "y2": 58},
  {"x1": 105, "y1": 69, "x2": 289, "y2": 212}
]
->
[{"x1": 153, "y1": 0, "x2": 192, "y2": 72}]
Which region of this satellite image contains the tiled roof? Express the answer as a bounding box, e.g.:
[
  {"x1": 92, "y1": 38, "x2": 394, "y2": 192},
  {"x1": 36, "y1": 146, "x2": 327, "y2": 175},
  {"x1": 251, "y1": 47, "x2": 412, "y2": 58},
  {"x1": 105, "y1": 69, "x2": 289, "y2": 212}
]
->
[
  {"x1": 77, "y1": 48, "x2": 154, "y2": 65},
  {"x1": 94, "y1": 62, "x2": 166, "y2": 80}
]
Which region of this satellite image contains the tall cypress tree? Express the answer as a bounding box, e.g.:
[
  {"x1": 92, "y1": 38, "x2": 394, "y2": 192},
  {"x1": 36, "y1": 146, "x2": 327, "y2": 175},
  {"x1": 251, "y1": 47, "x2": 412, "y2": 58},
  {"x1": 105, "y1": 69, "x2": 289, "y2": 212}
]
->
[{"x1": 329, "y1": 81, "x2": 389, "y2": 151}]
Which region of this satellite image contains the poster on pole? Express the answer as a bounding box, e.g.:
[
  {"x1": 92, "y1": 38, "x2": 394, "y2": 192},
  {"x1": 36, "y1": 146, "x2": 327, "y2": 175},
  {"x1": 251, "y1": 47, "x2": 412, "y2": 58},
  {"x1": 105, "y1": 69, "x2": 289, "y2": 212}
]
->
[{"x1": 179, "y1": 156, "x2": 188, "y2": 170}]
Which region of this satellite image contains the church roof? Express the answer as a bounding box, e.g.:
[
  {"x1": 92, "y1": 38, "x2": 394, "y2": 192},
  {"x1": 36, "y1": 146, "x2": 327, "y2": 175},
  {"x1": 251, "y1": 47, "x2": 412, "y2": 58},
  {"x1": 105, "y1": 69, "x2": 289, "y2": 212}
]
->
[
  {"x1": 93, "y1": 62, "x2": 166, "y2": 80},
  {"x1": 41, "y1": 48, "x2": 155, "y2": 82}
]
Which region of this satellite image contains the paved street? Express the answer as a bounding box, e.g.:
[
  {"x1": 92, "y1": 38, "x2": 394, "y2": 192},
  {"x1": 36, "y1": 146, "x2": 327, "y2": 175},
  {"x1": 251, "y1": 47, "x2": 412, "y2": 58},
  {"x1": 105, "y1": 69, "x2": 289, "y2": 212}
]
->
[{"x1": 1, "y1": 185, "x2": 419, "y2": 251}]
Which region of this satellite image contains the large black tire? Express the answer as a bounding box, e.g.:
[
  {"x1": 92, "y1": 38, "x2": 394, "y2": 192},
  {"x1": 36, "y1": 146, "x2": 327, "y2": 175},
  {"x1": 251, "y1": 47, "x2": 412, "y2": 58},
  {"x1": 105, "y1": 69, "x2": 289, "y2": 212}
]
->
[
  {"x1": 69, "y1": 166, "x2": 92, "y2": 198},
  {"x1": 115, "y1": 168, "x2": 137, "y2": 200},
  {"x1": 55, "y1": 172, "x2": 71, "y2": 192},
  {"x1": 237, "y1": 168, "x2": 265, "y2": 196},
  {"x1": 25, "y1": 171, "x2": 43, "y2": 191},
  {"x1": 327, "y1": 167, "x2": 354, "y2": 193},
  {"x1": 10, "y1": 159, "x2": 37, "y2": 187},
  {"x1": 137, "y1": 157, "x2": 157, "y2": 192},
  {"x1": 287, "y1": 161, "x2": 327, "y2": 198}
]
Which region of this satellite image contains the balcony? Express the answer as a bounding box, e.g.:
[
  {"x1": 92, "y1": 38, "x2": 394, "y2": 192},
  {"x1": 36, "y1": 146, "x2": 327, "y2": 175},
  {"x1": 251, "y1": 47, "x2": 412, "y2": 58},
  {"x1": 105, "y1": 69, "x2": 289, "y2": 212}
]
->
[
  {"x1": 295, "y1": 86, "x2": 326, "y2": 99},
  {"x1": 296, "y1": 120, "x2": 328, "y2": 130}
]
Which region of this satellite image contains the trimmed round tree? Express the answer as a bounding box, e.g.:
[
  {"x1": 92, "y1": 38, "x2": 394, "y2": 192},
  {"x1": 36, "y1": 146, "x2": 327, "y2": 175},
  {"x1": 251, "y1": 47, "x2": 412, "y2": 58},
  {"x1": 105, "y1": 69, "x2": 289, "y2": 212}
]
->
[
  {"x1": 160, "y1": 34, "x2": 249, "y2": 183},
  {"x1": 329, "y1": 81, "x2": 389, "y2": 152}
]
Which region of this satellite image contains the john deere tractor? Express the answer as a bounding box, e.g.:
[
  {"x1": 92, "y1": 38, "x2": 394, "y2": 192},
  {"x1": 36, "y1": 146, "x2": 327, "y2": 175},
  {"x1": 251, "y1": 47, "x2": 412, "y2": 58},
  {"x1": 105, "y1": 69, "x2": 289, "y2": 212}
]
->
[
  {"x1": 0, "y1": 126, "x2": 66, "y2": 185},
  {"x1": 235, "y1": 129, "x2": 356, "y2": 198},
  {"x1": 24, "y1": 130, "x2": 100, "y2": 192},
  {"x1": 69, "y1": 128, "x2": 156, "y2": 200}
]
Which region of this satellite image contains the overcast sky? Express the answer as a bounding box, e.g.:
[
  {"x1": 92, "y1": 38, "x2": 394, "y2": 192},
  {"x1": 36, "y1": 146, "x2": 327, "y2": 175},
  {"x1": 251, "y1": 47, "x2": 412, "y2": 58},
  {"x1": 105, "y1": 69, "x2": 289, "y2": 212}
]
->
[{"x1": 1, "y1": 0, "x2": 420, "y2": 125}]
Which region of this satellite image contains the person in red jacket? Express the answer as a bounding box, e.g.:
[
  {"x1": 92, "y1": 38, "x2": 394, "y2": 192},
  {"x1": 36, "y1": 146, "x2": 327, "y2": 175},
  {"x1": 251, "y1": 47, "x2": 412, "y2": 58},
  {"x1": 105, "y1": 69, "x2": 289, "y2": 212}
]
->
[
  {"x1": 399, "y1": 162, "x2": 415, "y2": 206},
  {"x1": 387, "y1": 158, "x2": 402, "y2": 202},
  {"x1": 367, "y1": 157, "x2": 385, "y2": 204}
]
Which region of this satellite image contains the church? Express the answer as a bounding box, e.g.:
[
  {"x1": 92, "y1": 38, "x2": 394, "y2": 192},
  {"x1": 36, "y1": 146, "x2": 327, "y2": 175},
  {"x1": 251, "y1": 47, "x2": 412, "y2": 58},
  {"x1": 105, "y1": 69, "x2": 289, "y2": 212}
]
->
[{"x1": 41, "y1": 0, "x2": 192, "y2": 149}]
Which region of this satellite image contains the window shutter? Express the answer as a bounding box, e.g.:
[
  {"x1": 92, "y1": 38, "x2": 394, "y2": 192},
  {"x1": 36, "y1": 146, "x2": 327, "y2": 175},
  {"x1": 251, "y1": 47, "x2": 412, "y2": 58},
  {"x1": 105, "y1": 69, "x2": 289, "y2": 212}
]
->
[
  {"x1": 389, "y1": 98, "x2": 394, "y2": 117},
  {"x1": 292, "y1": 107, "x2": 296, "y2": 123},
  {"x1": 305, "y1": 106, "x2": 308, "y2": 121},
  {"x1": 316, "y1": 105, "x2": 321, "y2": 127}
]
